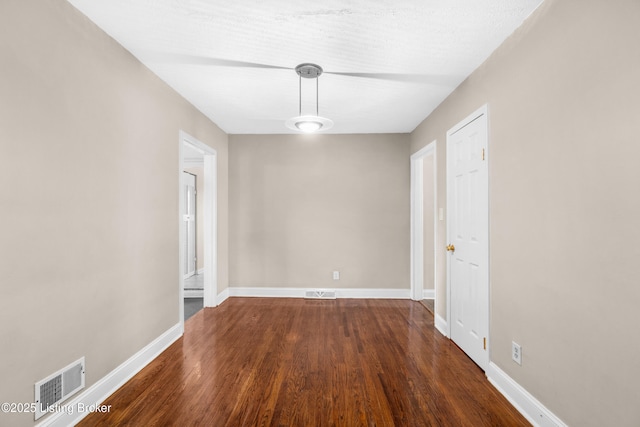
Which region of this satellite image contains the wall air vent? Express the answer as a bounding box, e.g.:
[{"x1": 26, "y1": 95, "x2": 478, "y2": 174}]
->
[
  {"x1": 34, "y1": 357, "x2": 85, "y2": 420},
  {"x1": 304, "y1": 289, "x2": 336, "y2": 299}
]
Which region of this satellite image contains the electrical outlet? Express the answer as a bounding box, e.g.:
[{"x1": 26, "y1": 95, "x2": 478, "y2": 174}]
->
[
  {"x1": 332, "y1": 271, "x2": 340, "y2": 280},
  {"x1": 512, "y1": 341, "x2": 522, "y2": 365}
]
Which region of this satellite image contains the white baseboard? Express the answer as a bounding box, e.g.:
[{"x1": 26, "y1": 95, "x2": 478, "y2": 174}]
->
[
  {"x1": 423, "y1": 289, "x2": 435, "y2": 299},
  {"x1": 226, "y1": 286, "x2": 410, "y2": 299},
  {"x1": 434, "y1": 313, "x2": 448, "y2": 337},
  {"x1": 337, "y1": 288, "x2": 410, "y2": 299},
  {"x1": 37, "y1": 324, "x2": 182, "y2": 427},
  {"x1": 216, "y1": 287, "x2": 229, "y2": 306},
  {"x1": 487, "y1": 362, "x2": 566, "y2": 427},
  {"x1": 229, "y1": 286, "x2": 305, "y2": 298},
  {"x1": 184, "y1": 289, "x2": 204, "y2": 298}
]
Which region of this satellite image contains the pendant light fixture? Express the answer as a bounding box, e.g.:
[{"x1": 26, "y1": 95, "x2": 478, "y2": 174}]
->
[{"x1": 286, "y1": 63, "x2": 333, "y2": 133}]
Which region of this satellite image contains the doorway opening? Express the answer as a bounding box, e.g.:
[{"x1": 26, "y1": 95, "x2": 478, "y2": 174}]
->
[
  {"x1": 179, "y1": 131, "x2": 217, "y2": 327},
  {"x1": 410, "y1": 141, "x2": 438, "y2": 319},
  {"x1": 182, "y1": 169, "x2": 201, "y2": 321}
]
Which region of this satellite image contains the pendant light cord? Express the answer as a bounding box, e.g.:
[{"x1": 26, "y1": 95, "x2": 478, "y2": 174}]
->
[{"x1": 297, "y1": 68, "x2": 320, "y2": 117}]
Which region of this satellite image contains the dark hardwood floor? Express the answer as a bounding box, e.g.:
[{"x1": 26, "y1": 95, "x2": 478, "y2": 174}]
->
[{"x1": 79, "y1": 298, "x2": 529, "y2": 426}]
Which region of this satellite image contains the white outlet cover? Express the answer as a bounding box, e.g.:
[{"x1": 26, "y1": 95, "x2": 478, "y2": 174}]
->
[{"x1": 512, "y1": 341, "x2": 522, "y2": 365}]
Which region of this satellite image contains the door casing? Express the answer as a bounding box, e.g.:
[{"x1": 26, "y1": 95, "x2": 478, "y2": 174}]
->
[{"x1": 410, "y1": 141, "x2": 437, "y2": 304}]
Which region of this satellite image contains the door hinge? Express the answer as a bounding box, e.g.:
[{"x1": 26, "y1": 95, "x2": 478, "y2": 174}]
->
[
  {"x1": 483, "y1": 337, "x2": 487, "y2": 350},
  {"x1": 482, "y1": 148, "x2": 485, "y2": 161}
]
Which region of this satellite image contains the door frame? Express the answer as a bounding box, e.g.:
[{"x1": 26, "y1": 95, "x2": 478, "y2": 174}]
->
[
  {"x1": 410, "y1": 140, "x2": 437, "y2": 303},
  {"x1": 179, "y1": 131, "x2": 217, "y2": 329},
  {"x1": 446, "y1": 104, "x2": 489, "y2": 368}
]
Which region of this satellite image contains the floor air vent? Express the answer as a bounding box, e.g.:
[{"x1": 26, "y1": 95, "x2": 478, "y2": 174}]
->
[
  {"x1": 304, "y1": 289, "x2": 336, "y2": 299},
  {"x1": 34, "y1": 357, "x2": 85, "y2": 420}
]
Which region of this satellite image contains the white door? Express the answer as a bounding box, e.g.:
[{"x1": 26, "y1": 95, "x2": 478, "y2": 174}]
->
[
  {"x1": 447, "y1": 107, "x2": 489, "y2": 370},
  {"x1": 182, "y1": 172, "x2": 197, "y2": 279}
]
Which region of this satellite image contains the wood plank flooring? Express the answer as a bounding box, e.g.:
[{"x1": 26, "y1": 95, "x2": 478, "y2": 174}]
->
[{"x1": 78, "y1": 298, "x2": 530, "y2": 426}]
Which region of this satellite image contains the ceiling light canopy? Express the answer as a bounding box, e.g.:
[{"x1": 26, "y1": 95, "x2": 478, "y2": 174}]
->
[{"x1": 286, "y1": 63, "x2": 333, "y2": 133}]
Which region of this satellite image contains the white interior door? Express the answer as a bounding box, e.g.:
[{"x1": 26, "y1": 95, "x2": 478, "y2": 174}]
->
[
  {"x1": 447, "y1": 107, "x2": 489, "y2": 370},
  {"x1": 183, "y1": 172, "x2": 196, "y2": 279}
]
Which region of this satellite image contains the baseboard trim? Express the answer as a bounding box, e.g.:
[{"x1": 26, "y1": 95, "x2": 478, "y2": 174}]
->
[
  {"x1": 184, "y1": 289, "x2": 204, "y2": 298},
  {"x1": 37, "y1": 324, "x2": 182, "y2": 427},
  {"x1": 487, "y1": 362, "x2": 566, "y2": 427},
  {"x1": 216, "y1": 287, "x2": 230, "y2": 306},
  {"x1": 434, "y1": 313, "x2": 448, "y2": 337},
  {"x1": 226, "y1": 286, "x2": 410, "y2": 299},
  {"x1": 337, "y1": 288, "x2": 410, "y2": 299},
  {"x1": 229, "y1": 287, "x2": 305, "y2": 298},
  {"x1": 423, "y1": 289, "x2": 435, "y2": 299}
]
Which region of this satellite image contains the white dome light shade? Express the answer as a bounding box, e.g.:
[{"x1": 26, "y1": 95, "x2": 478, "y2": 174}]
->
[
  {"x1": 296, "y1": 120, "x2": 322, "y2": 132},
  {"x1": 286, "y1": 115, "x2": 334, "y2": 133}
]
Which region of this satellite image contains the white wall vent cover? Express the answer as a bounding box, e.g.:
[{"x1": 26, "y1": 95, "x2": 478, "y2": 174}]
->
[
  {"x1": 34, "y1": 357, "x2": 85, "y2": 420},
  {"x1": 304, "y1": 289, "x2": 336, "y2": 299}
]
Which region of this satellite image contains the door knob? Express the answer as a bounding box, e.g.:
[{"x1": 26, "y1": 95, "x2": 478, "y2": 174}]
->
[{"x1": 446, "y1": 244, "x2": 455, "y2": 252}]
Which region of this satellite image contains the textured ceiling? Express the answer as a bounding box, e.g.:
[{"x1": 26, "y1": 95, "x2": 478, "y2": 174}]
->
[{"x1": 66, "y1": 0, "x2": 543, "y2": 134}]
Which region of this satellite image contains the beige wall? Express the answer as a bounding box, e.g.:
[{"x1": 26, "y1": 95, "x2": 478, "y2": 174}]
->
[
  {"x1": 229, "y1": 134, "x2": 410, "y2": 290},
  {"x1": 410, "y1": 0, "x2": 640, "y2": 425},
  {"x1": 0, "y1": 1, "x2": 228, "y2": 425}
]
